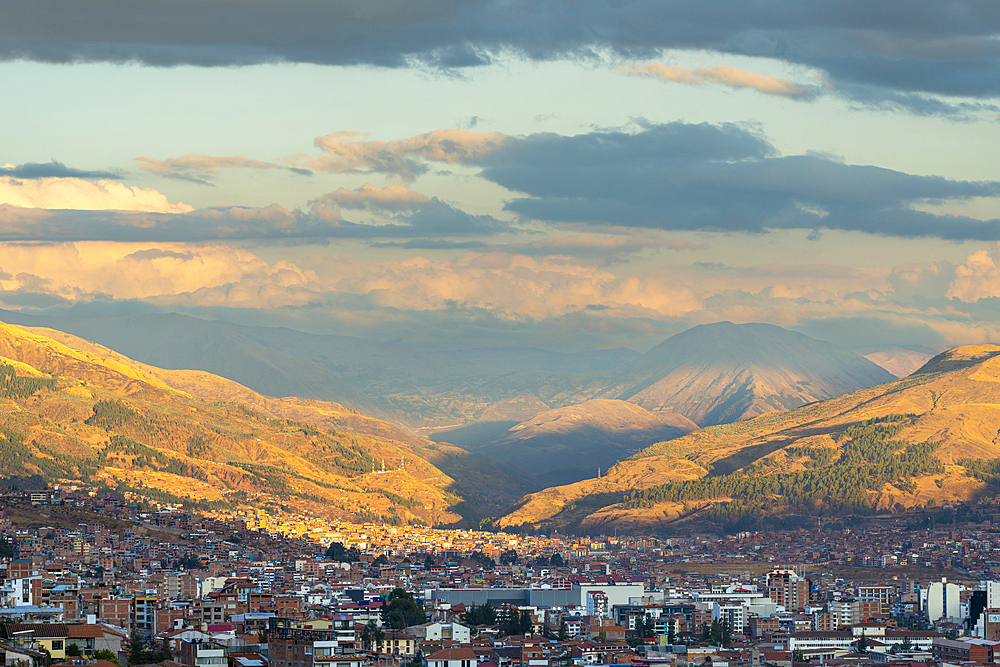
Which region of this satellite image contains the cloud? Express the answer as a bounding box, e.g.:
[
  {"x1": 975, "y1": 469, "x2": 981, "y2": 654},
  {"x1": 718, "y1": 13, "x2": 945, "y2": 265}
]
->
[
  {"x1": 621, "y1": 62, "x2": 816, "y2": 98},
  {"x1": 5, "y1": 237, "x2": 1000, "y2": 353},
  {"x1": 321, "y1": 183, "x2": 432, "y2": 210},
  {"x1": 0, "y1": 192, "x2": 510, "y2": 242},
  {"x1": 946, "y1": 247, "x2": 1000, "y2": 302},
  {"x1": 474, "y1": 122, "x2": 1000, "y2": 241},
  {"x1": 2, "y1": 1, "x2": 998, "y2": 104},
  {"x1": 134, "y1": 154, "x2": 305, "y2": 185},
  {"x1": 307, "y1": 129, "x2": 510, "y2": 180},
  {"x1": 1, "y1": 160, "x2": 119, "y2": 179},
  {"x1": 0, "y1": 176, "x2": 194, "y2": 213},
  {"x1": 0, "y1": 241, "x2": 318, "y2": 303},
  {"x1": 312, "y1": 183, "x2": 511, "y2": 237}
]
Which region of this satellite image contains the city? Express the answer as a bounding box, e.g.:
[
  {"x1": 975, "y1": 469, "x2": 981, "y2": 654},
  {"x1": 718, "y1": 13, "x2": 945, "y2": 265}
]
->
[{"x1": 4, "y1": 486, "x2": 1000, "y2": 667}]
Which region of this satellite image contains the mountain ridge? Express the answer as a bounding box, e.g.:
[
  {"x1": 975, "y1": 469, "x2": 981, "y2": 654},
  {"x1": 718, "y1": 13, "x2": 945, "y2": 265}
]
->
[{"x1": 497, "y1": 344, "x2": 1000, "y2": 533}]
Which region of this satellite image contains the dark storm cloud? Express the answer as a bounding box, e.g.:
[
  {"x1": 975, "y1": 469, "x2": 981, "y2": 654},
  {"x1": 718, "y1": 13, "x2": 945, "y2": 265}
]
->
[
  {"x1": 1, "y1": 160, "x2": 119, "y2": 179},
  {"x1": 2, "y1": 1, "x2": 999, "y2": 101},
  {"x1": 476, "y1": 122, "x2": 1000, "y2": 241}
]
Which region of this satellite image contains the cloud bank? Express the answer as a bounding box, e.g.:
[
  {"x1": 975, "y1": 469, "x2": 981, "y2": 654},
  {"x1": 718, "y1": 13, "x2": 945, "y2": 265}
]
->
[
  {"x1": 0, "y1": 176, "x2": 194, "y2": 213},
  {"x1": 3, "y1": 0, "x2": 998, "y2": 105}
]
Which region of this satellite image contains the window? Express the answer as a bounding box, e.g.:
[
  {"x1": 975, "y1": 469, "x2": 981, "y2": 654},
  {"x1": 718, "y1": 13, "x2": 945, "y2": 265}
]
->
[{"x1": 52, "y1": 641, "x2": 64, "y2": 651}]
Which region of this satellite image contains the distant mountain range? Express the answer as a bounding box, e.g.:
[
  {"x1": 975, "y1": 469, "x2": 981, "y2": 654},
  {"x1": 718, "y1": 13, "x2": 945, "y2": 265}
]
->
[
  {"x1": 0, "y1": 310, "x2": 637, "y2": 429},
  {"x1": 0, "y1": 312, "x2": 905, "y2": 496},
  {"x1": 0, "y1": 311, "x2": 896, "y2": 429},
  {"x1": 0, "y1": 312, "x2": 986, "y2": 535},
  {"x1": 582, "y1": 322, "x2": 896, "y2": 426},
  {"x1": 498, "y1": 344, "x2": 1000, "y2": 533}
]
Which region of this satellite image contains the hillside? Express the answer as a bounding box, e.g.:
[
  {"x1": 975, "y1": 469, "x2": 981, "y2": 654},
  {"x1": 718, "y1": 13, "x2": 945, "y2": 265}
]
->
[
  {"x1": 459, "y1": 399, "x2": 697, "y2": 488},
  {"x1": 588, "y1": 322, "x2": 897, "y2": 426},
  {"x1": 0, "y1": 310, "x2": 638, "y2": 429},
  {"x1": 498, "y1": 345, "x2": 1000, "y2": 533},
  {"x1": 0, "y1": 320, "x2": 526, "y2": 528}
]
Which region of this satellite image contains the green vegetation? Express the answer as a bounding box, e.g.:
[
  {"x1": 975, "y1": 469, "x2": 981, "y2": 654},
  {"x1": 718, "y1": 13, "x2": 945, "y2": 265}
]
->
[
  {"x1": 85, "y1": 400, "x2": 137, "y2": 429},
  {"x1": 624, "y1": 415, "x2": 943, "y2": 527},
  {"x1": 463, "y1": 602, "x2": 496, "y2": 626},
  {"x1": 960, "y1": 458, "x2": 1000, "y2": 485},
  {"x1": 785, "y1": 445, "x2": 837, "y2": 467},
  {"x1": 325, "y1": 541, "x2": 361, "y2": 562},
  {"x1": 0, "y1": 365, "x2": 55, "y2": 399},
  {"x1": 382, "y1": 588, "x2": 427, "y2": 629}
]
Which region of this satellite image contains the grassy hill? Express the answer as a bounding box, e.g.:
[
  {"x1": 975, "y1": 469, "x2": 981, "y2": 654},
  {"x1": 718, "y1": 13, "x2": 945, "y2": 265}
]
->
[
  {"x1": 0, "y1": 321, "x2": 527, "y2": 527},
  {"x1": 498, "y1": 344, "x2": 1000, "y2": 533}
]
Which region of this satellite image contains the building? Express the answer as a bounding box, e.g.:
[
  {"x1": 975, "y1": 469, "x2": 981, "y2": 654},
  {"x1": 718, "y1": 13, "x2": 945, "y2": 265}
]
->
[
  {"x1": 425, "y1": 647, "x2": 477, "y2": 667},
  {"x1": 268, "y1": 617, "x2": 365, "y2": 667},
  {"x1": 932, "y1": 636, "x2": 1000, "y2": 665},
  {"x1": 857, "y1": 586, "x2": 893, "y2": 616},
  {"x1": 404, "y1": 621, "x2": 470, "y2": 643},
  {"x1": 766, "y1": 570, "x2": 809, "y2": 612}
]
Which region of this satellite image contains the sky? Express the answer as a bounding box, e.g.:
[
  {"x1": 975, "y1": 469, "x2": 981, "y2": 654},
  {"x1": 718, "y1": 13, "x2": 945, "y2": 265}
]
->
[{"x1": 2, "y1": 1, "x2": 1000, "y2": 353}]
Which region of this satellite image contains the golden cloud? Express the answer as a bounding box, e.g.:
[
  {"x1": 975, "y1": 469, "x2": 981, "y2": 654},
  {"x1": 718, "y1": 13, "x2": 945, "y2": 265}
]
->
[{"x1": 621, "y1": 62, "x2": 811, "y2": 97}]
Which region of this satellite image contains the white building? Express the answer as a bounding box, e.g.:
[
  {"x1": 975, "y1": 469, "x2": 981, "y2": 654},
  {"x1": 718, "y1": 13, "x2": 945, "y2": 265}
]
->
[
  {"x1": 404, "y1": 622, "x2": 470, "y2": 643},
  {"x1": 925, "y1": 578, "x2": 962, "y2": 623}
]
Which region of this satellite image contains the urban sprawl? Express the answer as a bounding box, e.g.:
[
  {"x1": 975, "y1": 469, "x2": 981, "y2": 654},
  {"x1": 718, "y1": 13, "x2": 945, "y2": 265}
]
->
[{"x1": 4, "y1": 488, "x2": 1000, "y2": 667}]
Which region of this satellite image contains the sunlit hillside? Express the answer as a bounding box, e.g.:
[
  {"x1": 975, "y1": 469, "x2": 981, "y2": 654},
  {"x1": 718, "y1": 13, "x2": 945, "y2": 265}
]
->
[
  {"x1": 499, "y1": 345, "x2": 1000, "y2": 532},
  {"x1": 0, "y1": 321, "x2": 527, "y2": 527}
]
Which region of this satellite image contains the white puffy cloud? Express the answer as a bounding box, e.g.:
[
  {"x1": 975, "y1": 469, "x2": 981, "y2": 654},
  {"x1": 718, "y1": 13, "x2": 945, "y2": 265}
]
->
[
  {"x1": 946, "y1": 247, "x2": 1000, "y2": 302},
  {"x1": 0, "y1": 176, "x2": 193, "y2": 213}
]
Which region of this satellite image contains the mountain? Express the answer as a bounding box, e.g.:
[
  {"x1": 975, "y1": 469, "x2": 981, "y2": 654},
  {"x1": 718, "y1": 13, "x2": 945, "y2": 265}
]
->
[
  {"x1": 0, "y1": 320, "x2": 530, "y2": 527},
  {"x1": 587, "y1": 322, "x2": 897, "y2": 426},
  {"x1": 0, "y1": 313, "x2": 898, "y2": 431},
  {"x1": 0, "y1": 310, "x2": 637, "y2": 429},
  {"x1": 452, "y1": 399, "x2": 697, "y2": 488},
  {"x1": 856, "y1": 344, "x2": 938, "y2": 378},
  {"x1": 498, "y1": 344, "x2": 1000, "y2": 533}
]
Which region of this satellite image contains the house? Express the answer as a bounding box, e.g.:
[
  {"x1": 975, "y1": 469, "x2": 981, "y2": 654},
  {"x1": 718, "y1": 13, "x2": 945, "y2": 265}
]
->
[
  {"x1": 425, "y1": 646, "x2": 477, "y2": 667},
  {"x1": 66, "y1": 623, "x2": 126, "y2": 656},
  {"x1": 0, "y1": 623, "x2": 70, "y2": 659}
]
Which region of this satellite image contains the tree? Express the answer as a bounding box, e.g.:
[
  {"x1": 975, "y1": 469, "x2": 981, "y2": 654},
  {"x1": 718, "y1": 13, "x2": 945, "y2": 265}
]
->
[
  {"x1": 373, "y1": 554, "x2": 389, "y2": 566},
  {"x1": 66, "y1": 644, "x2": 81, "y2": 657},
  {"x1": 326, "y1": 541, "x2": 361, "y2": 562},
  {"x1": 792, "y1": 649, "x2": 805, "y2": 663},
  {"x1": 550, "y1": 553, "x2": 564, "y2": 567},
  {"x1": 383, "y1": 588, "x2": 427, "y2": 630},
  {"x1": 856, "y1": 633, "x2": 870, "y2": 653},
  {"x1": 176, "y1": 553, "x2": 204, "y2": 570},
  {"x1": 499, "y1": 549, "x2": 519, "y2": 566},
  {"x1": 424, "y1": 554, "x2": 435, "y2": 569},
  {"x1": 558, "y1": 620, "x2": 568, "y2": 640},
  {"x1": 666, "y1": 622, "x2": 676, "y2": 646},
  {"x1": 0, "y1": 536, "x2": 16, "y2": 560},
  {"x1": 464, "y1": 603, "x2": 496, "y2": 626},
  {"x1": 129, "y1": 636, "x2": 172, "y2": 665},
  {"x1": 93, "y1": 650, "x2": 121, "y2": 667},
  {"x1": 707, "y1": 620, "x2": 731, "y2": 647}
]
